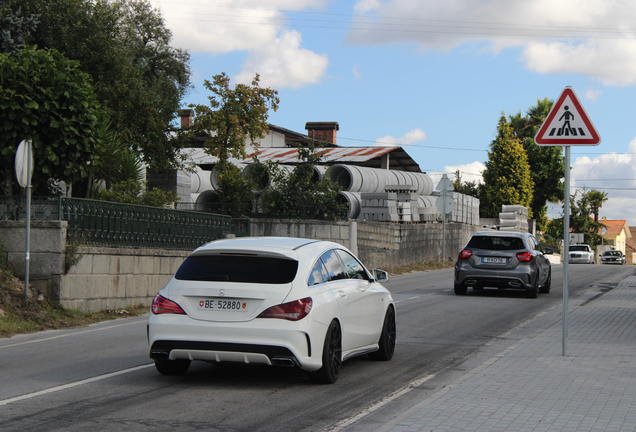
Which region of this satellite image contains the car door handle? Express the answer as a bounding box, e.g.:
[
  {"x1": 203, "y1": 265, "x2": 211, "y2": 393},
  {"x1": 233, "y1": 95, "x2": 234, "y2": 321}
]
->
[{"x1": 338, "y1": 290, "x2": 346, "y2": 297}]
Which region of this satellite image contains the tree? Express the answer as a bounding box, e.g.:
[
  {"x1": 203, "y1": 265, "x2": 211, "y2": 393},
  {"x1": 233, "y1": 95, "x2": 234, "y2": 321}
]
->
[
  {"x1": 545, "y1": 189, "x2": 607, "y2": 246},
  {"x1": 256, "y1": 144, "x2": 344, "y2": 220},
  {"x1": 509, "y1": 98, "x2": 565, "y2": 230},
  {"x1": 1, "y1": 0, "x2": 39, "y2": 53},
  {"x1": 587, "y1": 190, "x2": 609, "y2": 223},
  {"x1": 480, "y1": 114, "x2": 534, "y2": 218},
  {"x1": 0, "y1": 46, "x2": 104, "y2": 195},
  {"x1": 16, "y1": 0, "x2": 192, "y2": 173},
  {"x1": 452, "y1": 171, "x2": 481, "y2": 198},
  {"x1": 191, "y1": 73, "x2": 279, "y2": 162}
]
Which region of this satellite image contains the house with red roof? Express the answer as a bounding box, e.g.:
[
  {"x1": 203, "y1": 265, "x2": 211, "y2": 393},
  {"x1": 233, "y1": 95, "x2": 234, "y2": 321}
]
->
[{"x1": 599, "y1": 218, "x2": 631, "y2": 254}]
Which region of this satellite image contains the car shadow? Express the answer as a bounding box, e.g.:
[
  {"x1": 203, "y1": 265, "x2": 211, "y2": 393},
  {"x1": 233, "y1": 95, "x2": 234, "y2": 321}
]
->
[{"x1": 461, "y1": 288, "x2": 535, "y2": 299}]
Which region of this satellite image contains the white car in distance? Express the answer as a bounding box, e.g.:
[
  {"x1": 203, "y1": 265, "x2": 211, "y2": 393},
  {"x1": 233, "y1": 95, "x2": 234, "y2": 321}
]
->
[
  {"x1": 148, "y1": 237, "x2": 396, "y2": 384},
  {"x1": 568, "y1": 244, "x2": 595, "y2": 264}
]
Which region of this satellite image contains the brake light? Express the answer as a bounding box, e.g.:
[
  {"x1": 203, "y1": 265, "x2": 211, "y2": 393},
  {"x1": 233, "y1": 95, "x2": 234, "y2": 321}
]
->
[
  {"x1": 151, "y1": 294, "x2": 186, "y2": 315},
  {"x1": 458, "y1": 249, "x2": 472, "y2": 260},
  {"x1": 257, "y1": 297, "x2": 313, "y2": 321},
  {"x1": 516, "y1": 252, "x2": 533, "y2": 263}
]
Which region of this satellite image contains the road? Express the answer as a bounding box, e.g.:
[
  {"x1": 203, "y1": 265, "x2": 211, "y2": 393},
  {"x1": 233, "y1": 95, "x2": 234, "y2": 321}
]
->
[{"x1": 0, "y1": 263, "x2": 633, "y2": 432}]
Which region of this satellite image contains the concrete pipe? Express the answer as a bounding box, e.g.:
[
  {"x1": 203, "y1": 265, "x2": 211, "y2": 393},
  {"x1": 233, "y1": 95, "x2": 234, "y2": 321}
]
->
[
  {"x1": 196, "y1": 189, "x2": 220, "y2": 205},
  {"x1": 312, "y1": 165, "x2": 329, "y2": 184},
  {"x1": 210, "y1": 163, "x2": 246, "y2": 191},
  {"x1": 327, "y1": 164, "x2": 433, "y2": 195},
  {"x1": 242, "y1": 163, "x2": 294, "y2": 192},
  {"x1": 190, "y1": 168, "x2": 213, "y2": 194},
  {"x1": 336, "y1": 191, "x2": 361, "y2": 219}
]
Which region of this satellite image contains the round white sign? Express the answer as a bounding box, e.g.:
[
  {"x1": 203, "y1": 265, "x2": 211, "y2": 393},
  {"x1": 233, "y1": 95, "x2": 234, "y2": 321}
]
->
[{"x1": 15, "y1": 139, "x2": 34, "y2": 188}]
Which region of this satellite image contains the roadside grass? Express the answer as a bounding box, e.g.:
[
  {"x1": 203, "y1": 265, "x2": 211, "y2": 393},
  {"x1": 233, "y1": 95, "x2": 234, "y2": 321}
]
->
[
  {"x1": 385, "y1": 259, "x2": 455, "y2": 276},
  {"x1": 0, "y1": 266, "x2": 148, "y2": 339}
]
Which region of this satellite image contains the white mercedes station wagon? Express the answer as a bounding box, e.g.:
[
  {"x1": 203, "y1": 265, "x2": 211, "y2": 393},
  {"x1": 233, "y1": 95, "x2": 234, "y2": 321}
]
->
[{"x1": 148, "y1": 237, "x2": 396, "y2": 384}]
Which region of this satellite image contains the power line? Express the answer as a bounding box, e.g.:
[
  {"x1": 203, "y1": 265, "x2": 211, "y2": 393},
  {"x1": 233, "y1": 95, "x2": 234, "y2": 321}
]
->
[{"x1": 153, "y1": 2, "x2": 636, "y2": 40}]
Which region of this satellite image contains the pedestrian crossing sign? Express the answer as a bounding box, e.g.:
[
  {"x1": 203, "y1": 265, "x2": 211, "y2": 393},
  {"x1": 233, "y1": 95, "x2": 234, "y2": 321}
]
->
[{"x1": 534, "y1": 87, "x2": 601, "y2": 146}]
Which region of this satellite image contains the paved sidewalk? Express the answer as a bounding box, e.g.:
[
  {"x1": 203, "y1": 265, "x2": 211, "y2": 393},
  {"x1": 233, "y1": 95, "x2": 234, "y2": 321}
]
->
[{"x1": 378, "y1": 276, "x2": 636, "y2": 432}]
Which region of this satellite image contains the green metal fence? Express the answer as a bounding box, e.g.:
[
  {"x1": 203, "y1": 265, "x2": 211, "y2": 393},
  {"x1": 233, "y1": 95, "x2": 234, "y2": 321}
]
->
[
  {"x1": 0, "y1": 196, "x2": 233, "y2": 250},
  {"x1": 175, "y1": 202, "x2": 348, "y2": 221}
]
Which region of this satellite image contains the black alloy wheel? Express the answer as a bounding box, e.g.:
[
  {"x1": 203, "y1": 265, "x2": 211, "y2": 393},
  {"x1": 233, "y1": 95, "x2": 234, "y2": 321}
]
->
[
  {"x1": 309, "y1": 320, "x2": 342, "y2": 384},
  {"x1": 369, "y1": 306, "x2": 396, "y2": 361}
]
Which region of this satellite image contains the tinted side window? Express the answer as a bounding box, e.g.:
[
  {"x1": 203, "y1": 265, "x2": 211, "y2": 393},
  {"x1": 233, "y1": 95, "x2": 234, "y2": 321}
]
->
[
  {"x1": 320, "y1": 250, "x2": 347, "y2": 281},
  {"x1": 335, "y1": 250, "x2": 369, "y2": 280},
  {"x1": 175, "y1": 255, "x2": 298, "y2": 284},
  {"x1": 307, "y1": 259, "x2": 329, "y2": 286}
]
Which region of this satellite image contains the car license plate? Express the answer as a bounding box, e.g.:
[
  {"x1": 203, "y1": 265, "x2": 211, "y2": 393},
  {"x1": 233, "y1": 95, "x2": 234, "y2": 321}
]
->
[
  {"x1": 482, "y1": 257, "x2": 506, "y2": 264},
  {"x1": 198, "y1": 298, "x2": 249, "y2": 312}
]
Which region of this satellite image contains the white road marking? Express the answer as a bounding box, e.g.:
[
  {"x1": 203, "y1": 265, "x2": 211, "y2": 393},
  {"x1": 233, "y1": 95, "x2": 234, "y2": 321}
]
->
[
  {"x1": 0, "y1": 364, "x2": 154, "y2": 406},
  {"x1": 393, "y1": 293, "x2": 436, "y2": 304},
  {"x1": 0, "y1": 318, "x2": 147, "y2": 350},
  {"x1": 324, "y1": 373, "x2": 437, "y2": 432}
]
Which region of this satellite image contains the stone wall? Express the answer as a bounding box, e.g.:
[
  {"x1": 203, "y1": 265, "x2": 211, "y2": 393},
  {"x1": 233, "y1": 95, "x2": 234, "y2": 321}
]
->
[
  {"x1": 1, "y1": 218, "x2": 479, "y2": 311},
  {"x1": 250, "y1": 218, "x2": 354, "y2": 251},
  {"x1": 61, "y1": 246, "x2": 188, "y2": 311},
  {"x1": 0, "y1": 220, "x2": 66, "y2": 300},
  {"x1": 250, "y1": 218, "x2": 478, "y2": 270},
  {"x1": 357, "y1": 221, "x2": 477, "y2": 269}
]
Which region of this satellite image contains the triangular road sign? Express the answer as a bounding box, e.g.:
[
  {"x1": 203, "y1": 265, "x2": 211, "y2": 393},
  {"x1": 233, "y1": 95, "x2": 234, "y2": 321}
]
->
[{"x1": 535, "y1": 87, "x2": 601, "y2": 146}]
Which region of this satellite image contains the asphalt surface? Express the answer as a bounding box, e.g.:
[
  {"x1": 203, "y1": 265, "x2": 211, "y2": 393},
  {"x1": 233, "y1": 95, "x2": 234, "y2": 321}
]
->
[{"x1": 0, "y1": 264, "x2": 633, "y2": 431}]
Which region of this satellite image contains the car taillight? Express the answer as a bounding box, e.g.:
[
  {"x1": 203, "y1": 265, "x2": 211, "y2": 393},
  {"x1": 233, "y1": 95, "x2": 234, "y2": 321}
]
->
[
  {"x1": 257, "y1": 297, "x2": 313, "y2": 321},
  {"x1": 516, "y1": 252, "x2": 533, "y2": 263},
  {"x1": 151, "y1": 294, "x2": 186, "y2": 315},
  {"x1": 458, "y1": 249, "x2": 472, "y2": 260}
]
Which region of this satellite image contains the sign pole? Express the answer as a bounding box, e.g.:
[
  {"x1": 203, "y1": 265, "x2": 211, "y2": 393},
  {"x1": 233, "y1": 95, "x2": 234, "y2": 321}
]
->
[
  {"x1": 435, "y1": 174, "x2": 455, "y2": 265},
  {"x1": 562, "y1": 146, "x2": 570, "y2": 356},
  {"x1": 442, "y1": 189, "x2": 447, "y2": 265},
  {"x1": 24, "y1": 142, "x2": 32, "y2": 302}
]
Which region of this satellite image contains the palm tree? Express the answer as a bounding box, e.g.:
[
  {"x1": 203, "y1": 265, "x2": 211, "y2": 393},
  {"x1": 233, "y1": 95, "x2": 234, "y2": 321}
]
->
[{"x1": 587, "y1": 190, "x2": 609, "y2": 222}]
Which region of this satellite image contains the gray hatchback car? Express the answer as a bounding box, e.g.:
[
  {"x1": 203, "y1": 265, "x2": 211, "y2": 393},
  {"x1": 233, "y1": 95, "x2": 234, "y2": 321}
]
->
[{"x1": 454, "y1": 231, "x2": 552, "y2": 298}]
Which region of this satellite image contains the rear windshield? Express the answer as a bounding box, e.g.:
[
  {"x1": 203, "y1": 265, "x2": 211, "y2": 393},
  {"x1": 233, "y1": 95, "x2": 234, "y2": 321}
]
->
[
  {"x1": 467, "y1": 236, "x2": 525, "y2": 251},
  {"x1": 175, "y1": 255, "x2": 298, "y2": 284}
]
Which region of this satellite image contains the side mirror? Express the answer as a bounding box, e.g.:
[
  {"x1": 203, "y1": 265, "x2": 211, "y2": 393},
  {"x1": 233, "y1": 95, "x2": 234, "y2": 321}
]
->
[
  {"x1": 544, "y1": 248, "x2": 553, "y2": 255},
  {"x1": 373, "y1": 269, "x2": 389, "y2": 283}
]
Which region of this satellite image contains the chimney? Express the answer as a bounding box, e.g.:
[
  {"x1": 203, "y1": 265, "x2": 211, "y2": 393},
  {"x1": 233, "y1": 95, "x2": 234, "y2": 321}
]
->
[
  {"x1": 179, "y1": 108, "x2": 194, "y2": 128},
  {"x1": 305, "y1": 122, "x2": 339, "y2": 145}
]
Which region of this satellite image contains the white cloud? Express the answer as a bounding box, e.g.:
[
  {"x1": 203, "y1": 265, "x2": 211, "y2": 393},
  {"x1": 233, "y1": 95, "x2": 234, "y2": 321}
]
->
[
  {"x1": 349, "y1": 0, "x2": 636, "y2": 86},
  {"x1": 148, "y1": 0, "x2": 330, "y2": 89},
  {"x1": 375, "y1": 128, "x2": 427, "y2": 146},
  {"x1": 428, "y1": 161, "x2": 485, "y2": 188},
  {"x1": 585, "y1": 88, "x2": 603, "y2": 102},
  {"x1": 234, "y1": 30, "x2": 329, "y2": 89},
  {"x1": 353, "y1": 65, "x2": 361, "y2": 78}
]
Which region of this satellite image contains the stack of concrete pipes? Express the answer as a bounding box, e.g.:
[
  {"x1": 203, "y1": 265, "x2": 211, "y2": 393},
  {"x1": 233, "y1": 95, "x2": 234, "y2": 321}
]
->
[
  {"x1": 329, "y1": 164, "x2": 478, "y2": 224},
  {"x1": 189, "y1": 162, "x2": 480, "y2": 224},
  {"x1": 190, "y1": 163, "x2": 328, "y2": 205},
  {"x1": 499, "y1": 205, "x2": 529, "y2": 232}
]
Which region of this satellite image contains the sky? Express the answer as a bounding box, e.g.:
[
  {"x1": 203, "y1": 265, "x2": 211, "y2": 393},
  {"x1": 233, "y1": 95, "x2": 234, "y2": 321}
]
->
[{"x1": 149, "y1": 0, "x2": 636, "y2": 225}]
